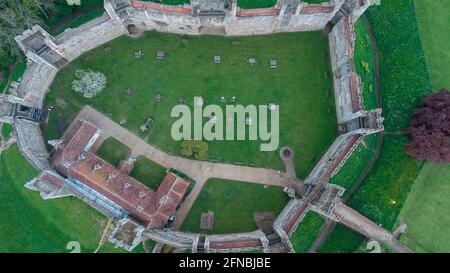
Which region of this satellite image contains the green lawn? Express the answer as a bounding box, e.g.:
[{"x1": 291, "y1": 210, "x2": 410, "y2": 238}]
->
[
  {"x1": 347, "y1": 135, "x2": 422, "y2": 230},
  {"x1": 317, "y1": 224, "x2": 364, "y2": 253},
  {"x1": 389, "y1": 0, "x2": 450, "y2": 253},
  {"x1": 366, "y1": 0, "x2": 432, "y2": 132},
  {"x1": 180, "y1": 179, "x2": 289, "y2": 234},
  {"x1": 237, "y1": 0, "x2": 278, "y2": 9},
  {"x1": 329, "y1": 135, "x2": 376, "y2": 190},
  {"x1": 289, "y1": 211, "x2": 324, "y2": 253},
  {"x1": 414, "y1": 0, "x2": 450, "y2": 90},
  {"x1": 129, "y1": 156, "x2": 167, "y2": 189},
  {"x1": 1, "y1": 58, "x2": 27, "y2": 94},
  {"x1": 1, "y1": 123, "x2": 13, "y2": 139},
  {"x1": 395, "y1": 162, "x2": 450, "y2": 252},
  {"x1": 95, "y1": 137, "x2": 131, "y2": 167},
  {"x1": 43, "y1": 31, "x2": 337, "y2": 180}
]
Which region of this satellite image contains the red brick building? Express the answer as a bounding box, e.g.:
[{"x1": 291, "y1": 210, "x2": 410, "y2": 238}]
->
[{"x1": 48, "y1": 119, "x2": 190, "y2": 229}]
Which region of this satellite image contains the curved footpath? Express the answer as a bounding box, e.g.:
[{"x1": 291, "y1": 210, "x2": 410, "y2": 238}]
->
[{"x1": 74, "y1": 106, "x2": 303, "y2": 228}]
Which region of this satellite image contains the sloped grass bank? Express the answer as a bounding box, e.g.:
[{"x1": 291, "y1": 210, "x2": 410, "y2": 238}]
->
[{"x1": 319, "y1": 0, "x2": 431, "y2": 252}]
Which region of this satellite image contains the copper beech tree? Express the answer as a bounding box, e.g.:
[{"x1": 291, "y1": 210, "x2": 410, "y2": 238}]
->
[{"x1": 405, "y1": 89, "x2": 450, "y2": 163}]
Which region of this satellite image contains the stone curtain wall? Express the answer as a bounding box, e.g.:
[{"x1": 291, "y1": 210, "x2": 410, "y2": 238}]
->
[
  {"x1": 14, "y1": 62, "x2": 58, "y2": 107},
  {"x1": 15, "y1": 119, "x2": 51, "y2": 170},
  {"x1": 55, "y1": 14, "x2": 127, "y2": 61},
  {"x1": 120, "y1": 0, "x2": 346, "y2": 36},
  {"x1": 143, "y1": 229, "x2": 268, "y2": 253},
  {"x1": 7, "y1": 0, "x2": 389, "y2": 252}
]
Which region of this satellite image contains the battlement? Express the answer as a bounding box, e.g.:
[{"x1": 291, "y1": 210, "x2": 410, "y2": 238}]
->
[{"x1": 8, "y1": 0, "x2": 388, "y2": 252}]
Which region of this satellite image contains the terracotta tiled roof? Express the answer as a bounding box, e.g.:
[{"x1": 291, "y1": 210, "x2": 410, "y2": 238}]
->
[
  {"x1": 51, "y1": 120, "x2": 190, "y2": 228},
  {"x1": 37, "y1": 170, "x2": 65, "y2": 187}
]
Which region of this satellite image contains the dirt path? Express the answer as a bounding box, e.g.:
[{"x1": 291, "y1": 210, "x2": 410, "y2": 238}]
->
[
  {"x1": 0, "y1": 135, "x2": 16, "y2": 155},
  {"x1": 94, "y1": 219, "x2": 114, "y2": 253},
  {"x1": 74, "y1": 106, "x2": 304, "y2": 229}
]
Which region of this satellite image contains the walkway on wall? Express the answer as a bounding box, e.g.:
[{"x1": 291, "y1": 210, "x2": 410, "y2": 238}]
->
[{"x1": 333, "y1": 203, "x2": 412, "y2": 253}]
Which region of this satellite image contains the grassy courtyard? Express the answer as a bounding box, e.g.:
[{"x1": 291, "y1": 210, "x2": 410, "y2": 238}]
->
[
  {"x1": 0, "y1": 145, "x2": 143, "y2": 253},
  {"x1": 129, "y1": 157, "x2": 168, "y2": 189},
  {"x1": 95, "y1": 137, "x2": 131, "y2": 166},
  {"x1": 180, "y1": 179, "x2": 289, "y2": 234},
  {"x1": 43, "y1": 31, "x2": 337, "y2": 180}
]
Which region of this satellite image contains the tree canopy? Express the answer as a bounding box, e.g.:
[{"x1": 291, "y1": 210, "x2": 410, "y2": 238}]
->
[
  {"x1": 0, "y1": 0, "x2": 56, "y2": 68},
  {"x1": 405, "y1": 89, "x2": 450, "y2": 163}
]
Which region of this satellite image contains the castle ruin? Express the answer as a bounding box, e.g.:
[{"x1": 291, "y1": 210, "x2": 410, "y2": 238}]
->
[{"x1": 0, "y1": 0, "x2": 408, "y2": 253}]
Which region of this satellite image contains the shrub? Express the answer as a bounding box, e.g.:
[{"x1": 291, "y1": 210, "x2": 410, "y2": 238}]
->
[
  {"x1": 360, "y1": 61, "x2": 370, "y2": 74},
  {"x1": 181, "y1": 140, "x2": 208, "y2": 160},
  {"x1": 71, "y1": 69, "x2": 106, "y2": 98}
]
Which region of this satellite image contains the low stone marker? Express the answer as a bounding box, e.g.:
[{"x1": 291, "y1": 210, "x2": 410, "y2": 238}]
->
[
  {"x1": 125, "y1": 87, "x2": 134, "y2": 96},
  {"x1": 154, "y1": 93, "x2": 163, "y2": 102},
  {"x1": 214, "y1": 55, "x2": 221, "y2": 64},
  {"x1": 270, "y1": 59, "x2": 277, "y2": 69},
  {"x1": 247, "y1": 58, "x2": 257, "y2": 65},
  {"x1": 134, "y1": 50, "x2": 143, "y2": 59},
  {"x1": 200, "y1": 211, "x2": 214, "y2": 230},
  {"x1": 156, "y1": 50, "x2": 165, "y2": 60}
]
